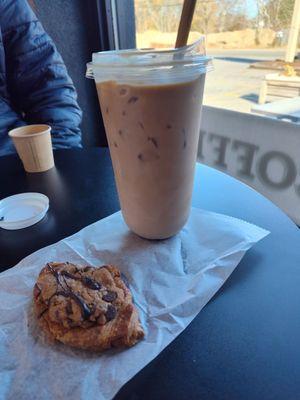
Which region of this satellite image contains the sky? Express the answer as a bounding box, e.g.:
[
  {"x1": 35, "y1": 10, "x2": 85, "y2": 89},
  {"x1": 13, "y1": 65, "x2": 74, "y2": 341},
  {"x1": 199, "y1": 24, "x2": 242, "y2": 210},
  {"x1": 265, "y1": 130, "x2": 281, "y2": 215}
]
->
[{"x1": 246, "y1": 0, "x2": 258, "y2": 18}]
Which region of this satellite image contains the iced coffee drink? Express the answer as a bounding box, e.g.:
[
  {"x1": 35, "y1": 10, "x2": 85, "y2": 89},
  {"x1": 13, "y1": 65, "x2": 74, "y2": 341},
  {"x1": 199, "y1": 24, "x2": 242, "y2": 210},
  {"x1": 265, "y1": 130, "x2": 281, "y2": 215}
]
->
[{"x1": 87, "y1": 40, "x2": 211, "y2": 239}]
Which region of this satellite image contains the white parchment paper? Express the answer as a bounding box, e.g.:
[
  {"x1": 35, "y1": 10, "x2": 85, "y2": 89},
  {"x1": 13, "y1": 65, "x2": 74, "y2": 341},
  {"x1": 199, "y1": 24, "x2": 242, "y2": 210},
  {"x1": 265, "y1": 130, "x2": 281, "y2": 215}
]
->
[{"x1": 0, "y1": 208, "x2": 269, "y2": 400}]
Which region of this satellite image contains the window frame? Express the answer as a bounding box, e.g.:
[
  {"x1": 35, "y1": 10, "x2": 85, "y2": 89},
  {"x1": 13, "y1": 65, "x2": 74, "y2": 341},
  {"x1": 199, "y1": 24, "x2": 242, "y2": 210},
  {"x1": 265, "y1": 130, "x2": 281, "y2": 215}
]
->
[{"x1": 96, "y1": 0, "x2": 136, "y2": 50}]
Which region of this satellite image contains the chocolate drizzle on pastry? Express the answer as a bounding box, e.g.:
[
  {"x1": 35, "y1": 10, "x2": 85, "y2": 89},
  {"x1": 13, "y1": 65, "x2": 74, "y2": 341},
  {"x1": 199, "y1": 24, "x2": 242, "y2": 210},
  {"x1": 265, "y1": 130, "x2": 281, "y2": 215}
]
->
[
  {"x1": 55, "y1": 290, "x2": 92, "y2": 319},
  {"x1": 46, "y1": 264, "x2": 92, "y2": 319},
  {"x1": 44, "y1": 263, "x2": 115, "y2": 323}
]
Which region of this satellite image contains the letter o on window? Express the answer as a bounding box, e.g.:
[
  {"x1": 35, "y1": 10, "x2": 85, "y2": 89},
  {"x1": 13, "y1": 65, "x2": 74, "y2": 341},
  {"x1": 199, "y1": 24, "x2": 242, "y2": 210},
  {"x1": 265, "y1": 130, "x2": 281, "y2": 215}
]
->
[{"x1": 258, "y1": 151, "x2": 297, "y2": 189}]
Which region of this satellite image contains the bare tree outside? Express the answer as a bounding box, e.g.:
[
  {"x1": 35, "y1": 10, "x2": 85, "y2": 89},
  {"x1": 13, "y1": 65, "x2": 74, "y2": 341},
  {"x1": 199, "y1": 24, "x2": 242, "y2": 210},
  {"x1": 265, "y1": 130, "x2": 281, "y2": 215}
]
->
[
  {"x1": 135, "y1": 0, "x2": 182, "y2": 33},
  {"x1": 256, "y1": 0, "x2": 295, "y2": 30},
  {"x1": 135, "y1": 0, "x2": 296, "y2": 39},
  {"x1": 192, "y1": 0, "x2": 218, "y2": 34},
  {"x1": 191, "y1": 0, "x2": 249, "y2": 34},
  {"x1": 135, "y1": 0, "x2": 252, "y2": 36}
]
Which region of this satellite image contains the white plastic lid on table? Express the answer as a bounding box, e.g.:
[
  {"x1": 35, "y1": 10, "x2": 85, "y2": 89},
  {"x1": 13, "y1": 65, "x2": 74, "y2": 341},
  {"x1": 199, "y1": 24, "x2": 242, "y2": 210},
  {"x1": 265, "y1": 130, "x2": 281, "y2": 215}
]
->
[{"x1": 0, "y1": 193, "x2": 49, "y2": 230}]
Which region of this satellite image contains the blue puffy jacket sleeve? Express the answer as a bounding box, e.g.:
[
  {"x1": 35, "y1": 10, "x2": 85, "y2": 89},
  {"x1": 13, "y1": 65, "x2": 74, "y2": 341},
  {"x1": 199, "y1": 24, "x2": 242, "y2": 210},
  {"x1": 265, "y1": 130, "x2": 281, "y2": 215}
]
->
[{"x1": 1, "y1": 0, "x2": 82, "y2": 149}]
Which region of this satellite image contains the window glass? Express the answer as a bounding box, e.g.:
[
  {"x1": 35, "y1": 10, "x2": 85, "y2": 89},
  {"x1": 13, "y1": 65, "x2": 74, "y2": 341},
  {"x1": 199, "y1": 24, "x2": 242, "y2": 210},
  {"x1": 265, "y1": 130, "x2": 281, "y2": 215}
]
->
[
  {"x1": 134, "y1": 0, "x2": 299, "y2": 115},
  {"x1": 132, "y1": 1, "x2": 300, "y2": 224}
]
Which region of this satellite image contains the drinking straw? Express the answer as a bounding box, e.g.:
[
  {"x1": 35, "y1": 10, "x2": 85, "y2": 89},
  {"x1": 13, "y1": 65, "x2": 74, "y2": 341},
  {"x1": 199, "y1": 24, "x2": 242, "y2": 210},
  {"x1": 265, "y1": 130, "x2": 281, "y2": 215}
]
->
[{"x1": 175, "y1": 0, "x2": 197, "y2": 48}]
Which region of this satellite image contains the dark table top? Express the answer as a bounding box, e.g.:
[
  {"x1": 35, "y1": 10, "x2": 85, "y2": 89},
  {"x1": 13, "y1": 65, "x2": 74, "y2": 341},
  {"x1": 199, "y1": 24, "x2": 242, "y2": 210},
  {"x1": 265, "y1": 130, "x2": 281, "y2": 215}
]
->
[{"x1": 1, "y1": 148, "x2": 300, "y2": 400}]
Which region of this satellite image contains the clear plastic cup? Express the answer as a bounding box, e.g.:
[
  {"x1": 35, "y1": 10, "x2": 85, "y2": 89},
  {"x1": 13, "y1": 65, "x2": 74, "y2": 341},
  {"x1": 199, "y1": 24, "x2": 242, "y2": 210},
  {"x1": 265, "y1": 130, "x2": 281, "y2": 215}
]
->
[{"x1": 87, "y1": 39, "x2": 212, "y2": 239}]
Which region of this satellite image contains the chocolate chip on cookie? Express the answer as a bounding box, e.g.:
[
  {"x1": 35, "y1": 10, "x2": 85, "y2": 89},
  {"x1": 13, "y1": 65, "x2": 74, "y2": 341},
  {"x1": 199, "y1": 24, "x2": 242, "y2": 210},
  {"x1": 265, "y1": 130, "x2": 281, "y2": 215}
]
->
[
  {"x1": 105, "y1": 304, "x2": 117, "y2": 321},
  {"x1": 102, "y1": 290, "x2": 117, "y2": 302},
  {"x1": 81, "y1": 276, "x2": 101, "y2": 290}
]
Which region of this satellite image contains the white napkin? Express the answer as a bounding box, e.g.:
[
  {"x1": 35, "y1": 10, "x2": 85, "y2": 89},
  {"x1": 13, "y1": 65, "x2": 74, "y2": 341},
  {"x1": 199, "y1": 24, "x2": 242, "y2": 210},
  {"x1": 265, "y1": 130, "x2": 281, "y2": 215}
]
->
[{"x1": 0, "y1": 208, "x2": 269, "y2": 400}]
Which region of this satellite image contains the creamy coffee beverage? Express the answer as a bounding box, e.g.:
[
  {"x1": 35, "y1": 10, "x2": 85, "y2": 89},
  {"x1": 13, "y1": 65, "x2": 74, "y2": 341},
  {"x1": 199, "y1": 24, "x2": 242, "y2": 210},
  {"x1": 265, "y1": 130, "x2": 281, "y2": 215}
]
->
[
  {"x1": 96, "y1": 77, "x2": 204, "y2": 239},
  {"x1": 87, "y1": 39, "x2": 211, "y2": 239}
]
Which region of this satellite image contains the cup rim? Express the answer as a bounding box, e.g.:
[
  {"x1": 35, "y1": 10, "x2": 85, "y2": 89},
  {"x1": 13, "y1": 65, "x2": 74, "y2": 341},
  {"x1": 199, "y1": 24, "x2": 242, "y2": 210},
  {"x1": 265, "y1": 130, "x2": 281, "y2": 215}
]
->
[{"x1": 8, "y1": 124, "x2": 51, "y2": 138}]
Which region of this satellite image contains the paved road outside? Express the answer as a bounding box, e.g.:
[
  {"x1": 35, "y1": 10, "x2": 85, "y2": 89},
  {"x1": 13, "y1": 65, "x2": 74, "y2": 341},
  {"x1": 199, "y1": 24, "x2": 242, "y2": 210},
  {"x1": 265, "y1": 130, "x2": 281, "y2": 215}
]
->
[{"x1": 203, "y1": 49, "x2": 292, "y2": 113}]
